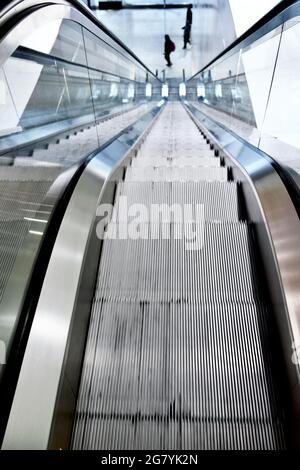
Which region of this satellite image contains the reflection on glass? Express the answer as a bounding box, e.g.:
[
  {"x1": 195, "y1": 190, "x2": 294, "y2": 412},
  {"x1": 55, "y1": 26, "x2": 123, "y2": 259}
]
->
[
  {"x1": 0, "y1": 67, "x2": 20, "y2": 136},
  {"x1": 179, "y1": 83, "x2": 186, "y2": 97},
  {"x1": 238, "y1": 28, "x2": 281, "y2": 132},
  {"x1": 190, "y1": 15, "x2": 300, "y2": 177},
  {"x1": 215, "y1": 83, "x2": 222, "y2": 98},
  {"x1": 197, "y1": 83, "x2": 205, "y2": 99},
  {"x1": 0, "y1": 15, "x2": 157, "y2": 384},
  {"x1": 145, "y1": 83, "x2": 152, "y2": 98},
  {"x1": 109, "y1": 82, "x2": 119, "y2": 98},
  {"x1": 260, "y1": 19, "x2": 300, "y2": 172},
  {"x1": 231, "y1": 86, "x2": 242, "y2": 103},
  {"x1": 190, "y1": 25, "x2": 282, "y2": 148},
  {"x1": 162, "y1": 83, "x2": 169, "y2": 98},
  {"x1": 128, "y1": 83, "x2": 135, "y2": 99}
]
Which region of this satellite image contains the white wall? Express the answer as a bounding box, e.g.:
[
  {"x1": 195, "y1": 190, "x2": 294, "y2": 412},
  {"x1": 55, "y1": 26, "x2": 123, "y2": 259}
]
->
[
  {"x1": 229, "y1": 1, "x2": 300, "y2": 167},
  {"x1": 240, "y1": 33, "x2": 281, "y2": 131},
  {"x1": 229, "y1": 0, "x2": 281, "y2": 36},
  {"x1": 262, "y1": 22, "x2": 300, "y2": 151},
  {"x1": 228, "y1": 1, "x2": 282, "y2": 133}
]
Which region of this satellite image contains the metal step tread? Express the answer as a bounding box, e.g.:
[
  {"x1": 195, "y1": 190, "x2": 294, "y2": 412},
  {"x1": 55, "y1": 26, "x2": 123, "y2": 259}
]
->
[
  {"x1": 131, "y1": 156, "x2": 221, "y2": 168},
  {"x1": 125, "y1": 166, "x2": 227, "y2": 182},
  {"x1": 72, "y1": 102, "x2": 286, "y2": 450},
  {"x1": 72, "y1": 299, "x2": 285, "y2": 450},
  {"x1": 113, "y1": 181, "x2": 240, "y2": 222},
  {"x1": 31, "y1": 103, "x2": 154, "y2": 164},
  {"x1": 95, "y1": 222, "x2": 260, "y2": 303},
  {"x1": 0, "y1": 166, "x2": 61, "y2": 181}
]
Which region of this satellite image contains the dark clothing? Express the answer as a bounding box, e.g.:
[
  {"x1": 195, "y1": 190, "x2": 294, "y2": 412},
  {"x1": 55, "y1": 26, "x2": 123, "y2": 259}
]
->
[
  {"x1": 164, "y1": 38, "x2": 173, "y2": 55},
  {"x1": 183, "y1": 7, "x2": 192, "y2": 49},
  {"x1": 164, "y1": 37, "x2": 173, "y2": 66},
  {"x1": 183, "y1": 22, "x2": 191, "y2": 49},
  {"x1": 165, "y1": 51, "x2": 172, "y2": 66},
  {"x1": 186, "y1": 8, "x2": 193, "y2": 25}
]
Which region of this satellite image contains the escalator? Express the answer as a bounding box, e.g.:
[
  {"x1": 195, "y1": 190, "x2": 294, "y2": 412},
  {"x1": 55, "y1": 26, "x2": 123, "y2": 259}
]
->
[
  {"x1": 0, "y1": 0, "x2": 162, "y2": 448},
  {"x1": 0, "y1": 0, "x2": 300, "y2": 452},
  {"x1": 71, "y1": 102, "x2": 287, "y2": 450}
]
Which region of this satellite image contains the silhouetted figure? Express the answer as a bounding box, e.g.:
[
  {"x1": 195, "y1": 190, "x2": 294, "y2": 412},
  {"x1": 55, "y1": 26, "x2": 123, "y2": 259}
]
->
[
  {"x1": 182, "y1": 22, "x2": 191, "y2": 49},
  {"x1": 164, "y1": 35, "x2": 175, "y2": 67},
  {"x1": 186, "y1": 4, "x2": 193, "y2": 26}
]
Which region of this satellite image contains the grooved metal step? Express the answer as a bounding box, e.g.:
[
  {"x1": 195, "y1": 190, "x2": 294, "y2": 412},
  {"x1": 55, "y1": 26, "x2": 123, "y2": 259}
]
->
[
  {"x1": 72, "y1": 102, "x2": 286, "y2": 450},
  {"x1": 30, "y1": 103, "x2": 154, "y2": 165},
  {"x1": 0, "y1": 105, "x2": 153, "y2": 307},
  {"x1": 131, "y1": 156, "x2": 220, "y2": 168},
  {"x1": 113, "y1": 182, "x2": 239, "y2": 222},
  {"x1": 125, "y1": 166, "x2": 227, "y2": 182},
  {"x1": 0, "y1": 177, "x2": 55, "y2": 301},
  {"x1": 95, "y1": 222, "x2": 258, "y2": 303},
  {"x1": 72, "y1": 300, "x2": 285, "y2": 450}
]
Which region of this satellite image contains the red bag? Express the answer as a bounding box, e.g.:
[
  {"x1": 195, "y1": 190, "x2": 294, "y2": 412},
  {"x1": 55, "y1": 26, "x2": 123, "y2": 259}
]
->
[{"x1": 170, "y1": 41, "x2": 176, "y2": 52}]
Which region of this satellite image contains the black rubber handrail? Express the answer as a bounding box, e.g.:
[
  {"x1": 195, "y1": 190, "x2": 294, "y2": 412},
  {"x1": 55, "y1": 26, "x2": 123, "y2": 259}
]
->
[{"x1": 188, "y1": 0, "x2": 299, "y2": 81}]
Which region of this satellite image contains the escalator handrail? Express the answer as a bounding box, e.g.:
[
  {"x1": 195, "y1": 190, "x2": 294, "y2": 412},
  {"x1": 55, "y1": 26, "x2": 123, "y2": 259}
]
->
[
  {"x1": 188, "y1": 0, "x2": 299, "y2": 81},
  {"x1": 0, "y1": 0, "x2": 161, "y2": 82},
  {"x1": 0, "y1": 152, "x2": 90, "y2": 445},
  {"x1": 13, "y1": 44, "x2": 146, "y2": 84},
  {"x1": 1, "y1": 101, "x2": 164, "y2": 449},
  {"x1": 187, "y1": 101, "x2": 300, "y2": 216}
]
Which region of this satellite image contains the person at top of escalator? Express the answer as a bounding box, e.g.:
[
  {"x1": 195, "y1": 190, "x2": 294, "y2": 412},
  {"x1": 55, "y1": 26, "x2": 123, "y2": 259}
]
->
[
  {"x1": 186, "y1": 4, "x2": 193, "y2": 26},
  {"x1": 182, "y1": 21, "x2": 191, "y2": 49},
  {"x1": 164, "y1": 35, "x2": 175, "y2": 67}
]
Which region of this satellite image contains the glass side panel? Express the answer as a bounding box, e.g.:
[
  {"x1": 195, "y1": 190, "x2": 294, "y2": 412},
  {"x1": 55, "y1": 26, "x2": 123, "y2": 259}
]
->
[
  {"x1": 199, "y1": 50, "x2": 241, "y2": 131},
  {"x1": 189, "y1": 25, "x2": 284, "y2": 151},
  {"x1": 0, "y1": 66, "x2": 20, "y2": 137},
  {"x1": 82, "y1": 26, "x2": 149, "y2": 145},
  {"x1": 237, "y1": 27, "x2": 282, "y2": 146},
  {"x1": 260, "y1": 18, "x2": 300, "y2": 173},
  {"x1": 0, "y1": 16, "x2": 157, "y2": 381}
]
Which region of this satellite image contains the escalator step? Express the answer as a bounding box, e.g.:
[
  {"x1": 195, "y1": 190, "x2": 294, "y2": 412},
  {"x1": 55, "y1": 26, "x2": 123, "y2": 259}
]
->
[{"x1": 72, "y1": 102, "x2": 286, "y2": 450}]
